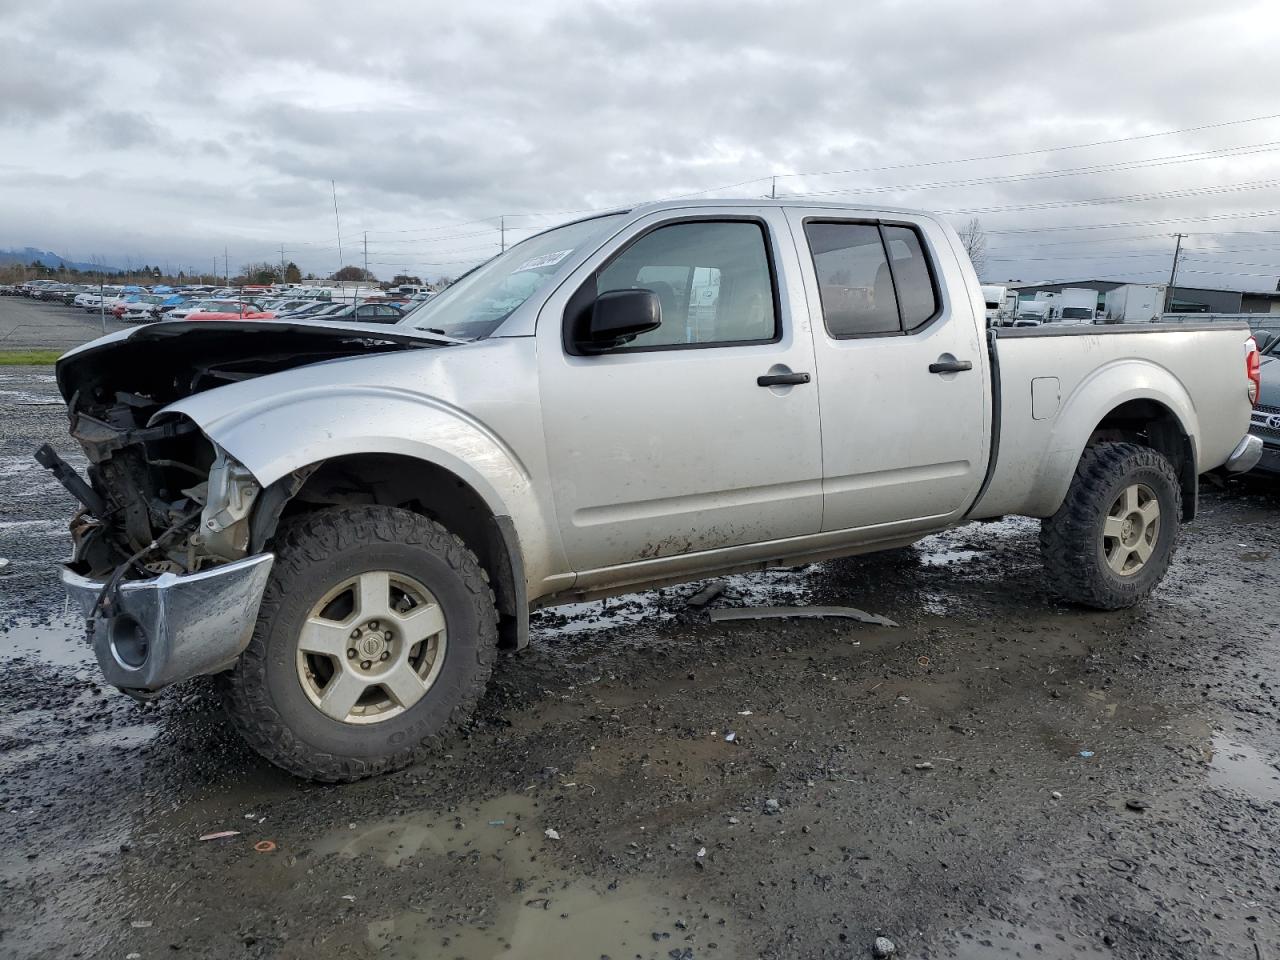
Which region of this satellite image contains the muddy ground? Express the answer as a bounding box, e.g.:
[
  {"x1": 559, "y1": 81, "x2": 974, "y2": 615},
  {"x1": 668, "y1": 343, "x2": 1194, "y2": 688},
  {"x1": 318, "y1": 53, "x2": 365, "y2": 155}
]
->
[{"x1": 2, "y1": 328, "x2": 1280, "y2": 959}]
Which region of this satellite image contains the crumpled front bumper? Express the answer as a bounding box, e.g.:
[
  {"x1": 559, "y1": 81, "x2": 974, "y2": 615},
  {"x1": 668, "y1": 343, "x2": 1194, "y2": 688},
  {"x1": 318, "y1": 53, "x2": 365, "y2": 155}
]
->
[{"x1": 61, "y1": 553, "x2": 274, "y2": 692}]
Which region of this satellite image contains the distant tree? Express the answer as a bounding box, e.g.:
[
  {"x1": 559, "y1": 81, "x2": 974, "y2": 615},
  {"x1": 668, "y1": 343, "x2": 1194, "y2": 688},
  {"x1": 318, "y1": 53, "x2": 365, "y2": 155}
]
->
[
  {"x1": 958, "y1": 217, "x2": 988, "y2": 276},
  {"x1": 391, "y1": 273, "x2": 423, "y2": 286},
  {"x1": 331, "y1": 265, "x2": 373, "y2": 282},
  {"x1": 284, "y1": 261, "x2": 303, "y2": 284},
  {"x1": 241, "y1": 261, "x2": 281, "y2": 285}
]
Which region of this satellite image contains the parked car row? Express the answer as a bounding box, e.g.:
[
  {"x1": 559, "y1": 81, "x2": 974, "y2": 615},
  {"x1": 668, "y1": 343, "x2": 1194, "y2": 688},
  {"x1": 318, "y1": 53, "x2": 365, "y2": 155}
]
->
[{"x1": 9, "y1": 279, "x2": 423, "y2": 325}]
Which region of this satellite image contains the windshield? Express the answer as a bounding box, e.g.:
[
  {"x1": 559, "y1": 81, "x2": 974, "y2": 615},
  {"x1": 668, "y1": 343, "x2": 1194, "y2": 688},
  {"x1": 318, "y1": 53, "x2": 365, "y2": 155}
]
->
[{"x1": 401, "y1": 213, "x2": 626, "y2": 340}]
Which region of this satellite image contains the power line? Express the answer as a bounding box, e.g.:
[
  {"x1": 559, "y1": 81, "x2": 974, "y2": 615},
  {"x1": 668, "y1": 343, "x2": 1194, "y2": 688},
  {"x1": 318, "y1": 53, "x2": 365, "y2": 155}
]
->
[
  {"x1": 772, "y1": 111, "x2": 1280, "y2": 181},
  {"x1": 780, "y1": 140, "x2": 1280, "y2": 200},
  {"x1": 984, "y1": 208, "x2": 1280, "y2": 235},
  {"x1": 939, "y1": 178, "x2": 1280, "y2": 216}
]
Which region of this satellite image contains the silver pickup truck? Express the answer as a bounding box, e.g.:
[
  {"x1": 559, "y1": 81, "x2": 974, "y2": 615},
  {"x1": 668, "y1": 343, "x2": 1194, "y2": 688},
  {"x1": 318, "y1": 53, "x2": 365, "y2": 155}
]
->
[{"x1": 43, "y1": 199, "x2": 1264, "y2": 781}]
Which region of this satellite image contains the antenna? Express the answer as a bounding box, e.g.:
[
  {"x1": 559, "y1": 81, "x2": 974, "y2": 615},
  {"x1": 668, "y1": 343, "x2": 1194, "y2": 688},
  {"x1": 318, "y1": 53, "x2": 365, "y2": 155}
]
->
[{"x1": 332, "y1": 180, "x2": 344, "y2": 273}]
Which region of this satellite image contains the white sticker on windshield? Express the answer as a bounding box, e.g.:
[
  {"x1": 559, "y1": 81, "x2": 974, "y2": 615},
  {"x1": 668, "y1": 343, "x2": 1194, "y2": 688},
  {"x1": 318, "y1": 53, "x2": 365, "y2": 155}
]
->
[{"x1": 515, "y1": 249, "x2": 573, "y2": 271}]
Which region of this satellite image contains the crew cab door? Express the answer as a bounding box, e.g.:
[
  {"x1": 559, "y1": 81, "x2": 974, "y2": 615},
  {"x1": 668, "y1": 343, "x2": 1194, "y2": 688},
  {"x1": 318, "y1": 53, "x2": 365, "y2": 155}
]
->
[
  {"x1": 785, "y1": 210, "x2": 989, "y2": 532},
  {"x1": 537, "y1": 208, "x2": 823, "y2": 581}
]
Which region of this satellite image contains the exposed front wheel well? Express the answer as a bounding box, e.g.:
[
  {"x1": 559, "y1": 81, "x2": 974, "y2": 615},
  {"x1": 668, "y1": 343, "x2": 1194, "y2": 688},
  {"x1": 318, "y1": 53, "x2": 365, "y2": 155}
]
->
[
  {"x1": 1086, "y1": 399, "x2": 1196, "y2": 520},
  {"x1": 250, "y1": 454, "x2": 527, "y2": 649}
]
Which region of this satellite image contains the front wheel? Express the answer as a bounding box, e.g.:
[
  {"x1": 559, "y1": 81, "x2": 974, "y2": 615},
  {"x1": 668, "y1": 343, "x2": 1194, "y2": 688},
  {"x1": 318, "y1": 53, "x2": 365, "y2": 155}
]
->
[
  {"x1": 221, "y1": 505, "x2": 497, "y2": 782},
  {"x1": 1039, "y1": 442, "x2": 1181, "y2": 610}
]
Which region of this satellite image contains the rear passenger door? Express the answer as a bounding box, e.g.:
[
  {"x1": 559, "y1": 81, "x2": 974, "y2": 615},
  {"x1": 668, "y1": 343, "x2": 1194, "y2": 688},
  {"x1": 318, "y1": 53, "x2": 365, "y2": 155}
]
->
[{"x1": 786, "y1": 211, "x2": 989, "y2": 532}]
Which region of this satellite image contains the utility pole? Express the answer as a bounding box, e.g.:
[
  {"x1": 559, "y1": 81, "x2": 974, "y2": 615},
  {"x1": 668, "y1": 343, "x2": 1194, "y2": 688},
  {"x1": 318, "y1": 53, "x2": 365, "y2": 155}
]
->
[
  {"x1": 223, "y1": 246, "x2": 229, "y2": 286},
  {"x1": 1164, "y1": 233, "x2": 1186, "y2": 315},
  {"x1": 770, "y1": 176, "x2": 776, "y2": 199},
  {"x1": 332, "y1": 180, "x2": 344, "y2": 274},
  {"x1": 500, "y1": 215, "x2": 506, "y2": 253},
  {"x1": 363, "y1": 231, "x2": 369, "y2": 281},
  {"x1": 280, "y1": 244, "x2": 287, "y2": 283}
]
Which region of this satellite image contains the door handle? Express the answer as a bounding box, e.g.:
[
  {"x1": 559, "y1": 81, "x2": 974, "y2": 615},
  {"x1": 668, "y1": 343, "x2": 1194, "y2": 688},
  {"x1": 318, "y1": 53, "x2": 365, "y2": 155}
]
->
[
  {"x1": 928, "y1": 359, "x2": 973, "y2": 374},
  {"x1": 757, "y1": 372, "x2": 811, "y2": 387}
]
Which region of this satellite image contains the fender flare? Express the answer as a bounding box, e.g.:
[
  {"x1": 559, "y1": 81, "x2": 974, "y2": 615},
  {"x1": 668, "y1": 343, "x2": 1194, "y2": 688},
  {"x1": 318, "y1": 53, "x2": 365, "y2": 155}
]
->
[{"x1": 1024, "y1": 359, "x2": 1199, "y2": 518}]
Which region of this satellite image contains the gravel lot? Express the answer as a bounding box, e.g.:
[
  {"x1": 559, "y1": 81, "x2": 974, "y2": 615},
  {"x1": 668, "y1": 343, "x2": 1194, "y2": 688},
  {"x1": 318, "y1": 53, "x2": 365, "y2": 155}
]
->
[
  {"x1": 0, "y1": 296, "x2": 127, "y2": 350},
  {"x1": 1, "y1": 299, "x2": 1279, "y2": 960}
]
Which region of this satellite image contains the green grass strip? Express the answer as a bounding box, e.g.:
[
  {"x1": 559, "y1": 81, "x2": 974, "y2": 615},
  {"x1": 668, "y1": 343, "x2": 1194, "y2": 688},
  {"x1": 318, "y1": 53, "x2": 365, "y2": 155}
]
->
[{"x1": 0, "y1": 349, "x2": 63, "y2": 365}]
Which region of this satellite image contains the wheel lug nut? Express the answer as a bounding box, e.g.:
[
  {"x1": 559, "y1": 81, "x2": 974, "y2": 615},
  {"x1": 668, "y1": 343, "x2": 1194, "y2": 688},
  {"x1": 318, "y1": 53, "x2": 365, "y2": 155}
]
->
[
  {"x1": 361, "y1": 660, "x2": 372, "y2": 670},
  {"x1": 369, "y1": 620, "x2": 379, "y2": 630},
  {"x1": 350, "y1": 629, "x2": 360, "y2": 640},
  {"x1": 384, "y1": 631, "x2": 393, "y2": 641},
  {"x1": 347, "y1": 648, "x2": 356, "y2": 659},
  {"x1": 380, "y1": 651, "x2": 389, "y2": 661}
]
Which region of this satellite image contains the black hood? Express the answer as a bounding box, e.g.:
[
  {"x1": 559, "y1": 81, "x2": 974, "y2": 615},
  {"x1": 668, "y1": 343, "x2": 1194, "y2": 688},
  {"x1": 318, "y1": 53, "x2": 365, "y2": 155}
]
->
[{"x1": 56, "y1": 318, "x2": 458, "y2": 407}]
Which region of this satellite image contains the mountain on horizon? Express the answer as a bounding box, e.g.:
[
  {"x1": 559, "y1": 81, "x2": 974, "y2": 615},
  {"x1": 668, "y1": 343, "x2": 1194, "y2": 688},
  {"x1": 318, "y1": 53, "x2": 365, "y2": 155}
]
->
[{"x1": 0, "y1": 247, "x2": 124, "y2": 273}]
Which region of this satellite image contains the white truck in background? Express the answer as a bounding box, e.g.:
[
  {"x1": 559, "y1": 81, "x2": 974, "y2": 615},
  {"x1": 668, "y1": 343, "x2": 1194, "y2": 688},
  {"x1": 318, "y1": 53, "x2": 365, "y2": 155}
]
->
[
  {"x1": 980, "y1": 284, "x2": 1019, "y2": 325},
  {"x1": 1051, "y1": 287, "x2": 1099, "y2": 325},
  {"x1": 1105, "y1": 284, "x2": 1167, "y2": 323},
  {"x1": 1015, "y1": 299, "x2": 1052, "y2": 326}
]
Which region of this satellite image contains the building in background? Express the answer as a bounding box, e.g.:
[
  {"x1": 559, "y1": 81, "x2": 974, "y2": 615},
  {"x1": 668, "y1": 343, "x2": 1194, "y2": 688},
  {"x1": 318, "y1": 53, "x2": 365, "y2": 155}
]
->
[{"x1": 1004, "y1": 280, "x2": 1280, "y2": 315}]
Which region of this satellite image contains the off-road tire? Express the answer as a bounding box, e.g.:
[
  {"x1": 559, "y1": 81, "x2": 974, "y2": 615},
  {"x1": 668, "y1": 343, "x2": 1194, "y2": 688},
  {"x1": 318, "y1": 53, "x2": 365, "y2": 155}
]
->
[
  {"x1": 220, "y1": 505, "x2": 497, "y2": 782},
  {"x1": 1039, "y1": 442, "x2": 1181, "y2": 610}
]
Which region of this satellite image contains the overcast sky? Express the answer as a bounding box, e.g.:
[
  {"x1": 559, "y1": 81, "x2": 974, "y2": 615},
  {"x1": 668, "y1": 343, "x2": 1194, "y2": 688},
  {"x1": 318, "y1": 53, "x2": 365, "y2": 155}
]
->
[{"x1": 2, "y1": 0, "x2": 1279, "y2": 289}]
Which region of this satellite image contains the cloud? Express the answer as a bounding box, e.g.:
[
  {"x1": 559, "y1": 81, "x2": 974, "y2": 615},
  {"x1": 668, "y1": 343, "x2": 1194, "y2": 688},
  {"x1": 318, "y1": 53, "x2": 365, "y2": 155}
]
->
[
  {"x1": 82, "y1": 110, "x2": 164, "y2": 150},
  {"x1": 0, "y1": 0, "x2": 1277, "y2": 287}
]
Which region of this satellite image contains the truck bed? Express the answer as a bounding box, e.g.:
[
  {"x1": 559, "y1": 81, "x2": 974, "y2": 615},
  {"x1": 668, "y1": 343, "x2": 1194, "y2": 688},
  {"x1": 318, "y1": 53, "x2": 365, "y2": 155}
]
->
[{"x1": 973, "y1": 320, "x2": 1253, "y2": 520}]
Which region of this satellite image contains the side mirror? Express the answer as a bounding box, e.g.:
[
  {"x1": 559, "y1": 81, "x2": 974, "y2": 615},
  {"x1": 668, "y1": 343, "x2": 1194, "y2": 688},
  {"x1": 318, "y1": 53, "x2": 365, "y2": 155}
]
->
[{"x1": 579, "y1": 288, "x2": 662, "y2": 350}]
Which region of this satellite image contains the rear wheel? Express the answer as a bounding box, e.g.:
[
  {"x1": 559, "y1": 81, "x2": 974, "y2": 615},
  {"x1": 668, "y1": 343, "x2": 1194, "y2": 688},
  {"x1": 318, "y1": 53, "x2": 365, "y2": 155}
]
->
[
  {"x1": 1039, "y1": 442, "x2": 1181, "y2": 610},
  {"x1": 221, "y1": 505, "x2": 497, "y2": 782}
]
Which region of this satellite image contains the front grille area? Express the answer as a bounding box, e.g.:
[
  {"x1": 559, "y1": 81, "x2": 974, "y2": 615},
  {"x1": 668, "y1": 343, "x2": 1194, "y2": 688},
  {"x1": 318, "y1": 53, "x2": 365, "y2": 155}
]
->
[{"x1": 1251, "y1": 403, "x2": 1280, "y2": 443}]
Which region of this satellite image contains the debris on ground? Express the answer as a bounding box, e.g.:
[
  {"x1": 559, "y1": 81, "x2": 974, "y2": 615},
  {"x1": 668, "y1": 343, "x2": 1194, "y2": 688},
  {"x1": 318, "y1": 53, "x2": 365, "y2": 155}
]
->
[
  {"x1": 253, "y1": 840, "x2": 276, "y2": 853},
  {"x1": 724, "y1": 732, "x2": 737, "y2": 742},
  {"x1": 872, "y1": 935, "x2": 897, "y2": 957},
  {"x1": 1125, "y1": 798, "x2": 1149, "y2": 813},
  {"x1": 709, "y1": 605, "x2": 899, "y2": 627},
  {"x1": 764, "y1": 799, "x2": 781, "y2": 814},
  {"x1": 544, "y1": 827, "x2": 561, "y2": 840},
  {"x1": 0, "y1": 558, "x2": 10, "y2": 575},
  {"x1": 129, "y1": 921, "x2": 152, "y2": 929},
  {"x1": 914, "y1": 761, "x2": 934, "y2": 770},
  {"x1": 1051, "y1": 791, "x2": 1063, "y2": 800},
  {"x1": 197, "y1": 830, "x2": 240, "y2": 842},
  {"x1": 685, "y1": 582, "x2": 726, "y2": 609},
  {"x1": 1079, "y1": 750, "x2": 1095, "y2": 758}
]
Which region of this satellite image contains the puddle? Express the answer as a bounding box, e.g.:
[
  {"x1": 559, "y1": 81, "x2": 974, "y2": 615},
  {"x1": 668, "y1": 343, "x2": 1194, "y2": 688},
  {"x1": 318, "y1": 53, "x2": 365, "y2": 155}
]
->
[
  {"x1": 0, "y1": 372, "x2": 56, "y2": 384},
  {"x1": 0, "y1": 617, "x2": 93, "y2": 667},
  {"x1": 0, "y1": 389, "x2": 64, "y2": 406},
  {"x1": 0, "y1": 518, "x2": 67, "y2": 533},
  {"x1": 317, "y1": 794, "x2": 735, "y2": 959},
  {"x1": 1209, "y1": 732, "x2": 1280, "y2": 801},
  {"x1": 533, "y1": 564, "x2": 822, "y2": 638},
  {"x1": 916, "y1": 547, "x2": 984, "y2": 567},
  {"x1": 0, "y1": 722, "x2": 159, "y2": 771}
]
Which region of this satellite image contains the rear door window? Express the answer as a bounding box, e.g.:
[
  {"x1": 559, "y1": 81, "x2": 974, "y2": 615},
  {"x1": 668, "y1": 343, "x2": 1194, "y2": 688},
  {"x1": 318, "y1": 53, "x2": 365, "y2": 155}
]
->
[
  {"x1": 881, "y1": 225, "x2": 938, "y2": 330},
  {"x1": 803, "y1": 221, "x2": 940, "y2": 337},
  {"x1": 804, "y1": 222, "x2": 899, "y2": 337}
]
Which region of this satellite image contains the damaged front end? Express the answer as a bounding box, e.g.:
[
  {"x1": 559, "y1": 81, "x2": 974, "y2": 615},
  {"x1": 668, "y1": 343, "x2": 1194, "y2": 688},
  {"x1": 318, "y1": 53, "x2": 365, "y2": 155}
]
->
[
  {"x1": 42, "y1": 320, "x2": 439, "y2": 696},
  {"x1": 41, "y1": 404, "x2": 273, "y2": 694}
]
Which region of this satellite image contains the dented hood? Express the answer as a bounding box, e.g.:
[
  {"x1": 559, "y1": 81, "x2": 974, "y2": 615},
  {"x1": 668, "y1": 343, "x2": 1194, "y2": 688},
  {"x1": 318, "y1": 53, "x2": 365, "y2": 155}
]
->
[{"x1": 56, "y1": 318, "x2": 459, "y2": 406}]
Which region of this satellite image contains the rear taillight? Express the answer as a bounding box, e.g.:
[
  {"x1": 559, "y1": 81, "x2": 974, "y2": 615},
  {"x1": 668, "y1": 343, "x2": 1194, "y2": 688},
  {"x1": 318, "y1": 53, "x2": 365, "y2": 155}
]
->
[{"x1": 1246, "y1": 337, "x2": 1260, "y2": 407}]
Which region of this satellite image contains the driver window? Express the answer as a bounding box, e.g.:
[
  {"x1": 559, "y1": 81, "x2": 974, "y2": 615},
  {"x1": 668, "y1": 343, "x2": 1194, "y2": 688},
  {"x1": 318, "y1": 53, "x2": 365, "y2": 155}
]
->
[{"x1": 593, "y1": 221, "x2": 776, "y2": 349}]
